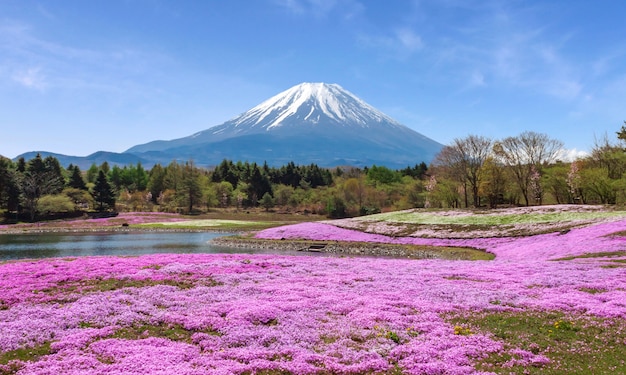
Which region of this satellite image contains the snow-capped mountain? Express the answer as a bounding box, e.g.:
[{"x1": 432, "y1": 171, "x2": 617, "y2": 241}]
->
[
  {"x1": 125, "y1": 82, "x2": 442, "y2": 168},
  {"x1": 215, "y1": 82, "x2": 404, "y2": 133}
]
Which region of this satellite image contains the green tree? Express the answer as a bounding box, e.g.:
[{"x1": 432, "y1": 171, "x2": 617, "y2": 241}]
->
[
  {"x1": 580, "y1": 167, "x2": 617, "y2": 204},
  {"x1": 214, "y1": 181, "x2": 234, "y2": 207},
  {"x1": 202, "y1": 181, "x2": 219, "y2": 212},
  {"x1": 177, "y1": 161, "x2": 202, "y2": 213},
  {"x1": 37, "y1": 194, "x2": 75, "y2": 215},
  {"x1": 20, "y1": 154, "x2": 65, "y2": 221},
  {"x1": 0, "y1": 157, "x2": 13, "y2": 211},
  {"x1": 63, "y1": 187, "x2": 94, "y2": 211},
  {"x1": 147, "y1": 164, "x2": 166, "y2": 204},
  {"x1": 86, "y1": 164, "x2": 99, "y2": 183},
  {"x1": 326, "y1": 195, "x2": 347, "y2": 219},
  {"x1": 163, "y1": 161, "x2": 183, "y2": 191},
  {"x1": 108, "y1": 165, "x2": 124, "y2": 192},
  {"x1": 247, "y1": 164, "x2": 272, "y2": 205},
  {"x1": 480, "y1": 157, "x2": 508, "y2": 208},
  {"x1": 43, "y1": 156, "x2": 65, "y2": 194},
  {"x1": 367, "y1": 165, "x2": 401, "y2": 185},
  {"x1": 543, "y1": 163, "x2": 571, "y2": 204},
  {"x1": 260, "y1": 192, "x2": 275, "y2": 212},
  {"x1": 91, "y1": 170, "x2": 116, "y2": 212},
  {"x1": 67, "y1": 165, "x2": 87, "y2": 190},
  {"x1": 343, "y1": 176, "x2": 366, "y2": 212},
  {"x1": 212, "y1": 159, "x2": 239, "y2": 187},
  {"x1": 273, "y1": 184, "x2": 294, "y2": 207},
  {"x1": 616, "y1": 121, "x2": 626, "y2": 143}
]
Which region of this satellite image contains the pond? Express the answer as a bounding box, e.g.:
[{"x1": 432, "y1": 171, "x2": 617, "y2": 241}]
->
[{"x1": 0, "y1": 232, "x2": 301, "y2": 261}]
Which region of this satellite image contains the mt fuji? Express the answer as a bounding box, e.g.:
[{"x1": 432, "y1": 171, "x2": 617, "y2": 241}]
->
[
  {"x1": 17, "y1": 83, "x2": 443, "y2": 169},
  {"x1": 126, "y1": 82, "x2": 443, "y2": 168}
]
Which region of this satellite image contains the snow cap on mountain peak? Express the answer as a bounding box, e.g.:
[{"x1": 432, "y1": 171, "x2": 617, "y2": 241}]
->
[{"x1": 231, "y1": 82, "x2": 401, "y2": 130}]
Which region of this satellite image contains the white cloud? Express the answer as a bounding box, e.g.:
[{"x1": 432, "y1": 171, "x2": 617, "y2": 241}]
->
[
  {"x1": 12, "y1": 67, "x2": 46, "y2": 90},
  {"x1": 395, "y1": 28, "x2": 423, "y2": 51},
  {"x1": 273, "y1": 0, "x2": 305, "y2": 13},
  {"x1": 272, "y1": 0, "x2": 362, "y2": 18},
  {"x1": 556, "y1": 148, "x2": 589, "y2": 162},
  {"x1": 469, "y1": 70, "x2": 485, "y2": 87},
  {"x1": 358, "y1": 27, "x2": 424, "y2": 60}
]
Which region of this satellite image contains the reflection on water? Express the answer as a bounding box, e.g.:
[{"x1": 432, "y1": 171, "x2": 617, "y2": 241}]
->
[{"x1": 0, "y1": 232, "x2": 300, "y2": 261}]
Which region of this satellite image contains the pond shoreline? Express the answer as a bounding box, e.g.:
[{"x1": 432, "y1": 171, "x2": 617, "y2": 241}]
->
[
  {"x1": 210, "y1": 236, "x2": 486, "y2": 260},
  {"x1": 1, "y1": 226, "x2": 492, "y2": 260},
  {"x1": 0, "y1": 226, "x2": 237, "y2": 235}
]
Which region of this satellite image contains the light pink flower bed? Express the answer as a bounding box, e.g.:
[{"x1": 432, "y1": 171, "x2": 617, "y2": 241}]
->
[{"x1": 255, "y1": 219, "x2": 626, "y2": 261}]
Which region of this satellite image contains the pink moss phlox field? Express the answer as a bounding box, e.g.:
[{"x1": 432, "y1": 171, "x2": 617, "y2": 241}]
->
[
  {"x1": 2, "y1": 211, "x2": 626, "y2": 374},
  {"x1": 1, "y1": 249, "x2": 626, "y2": 374},
  {"x1": 254, "y1": 219, "x2": 626, "y2": 261}
]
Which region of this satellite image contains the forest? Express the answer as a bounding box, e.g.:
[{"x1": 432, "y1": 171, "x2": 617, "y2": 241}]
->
[{"x1": 1, "y1": 129, "x2": 626, "y2": 223}]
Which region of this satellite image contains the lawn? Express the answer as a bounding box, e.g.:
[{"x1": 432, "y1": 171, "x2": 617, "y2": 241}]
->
[{"x1": 0, "y1": 205, "x2": 625, "y2": 374}]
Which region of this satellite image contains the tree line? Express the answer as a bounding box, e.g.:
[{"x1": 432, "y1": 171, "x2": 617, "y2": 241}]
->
[
  {"x1": 2, "y1": 126, "x2": 625, "y2": 223},
  {"x1": 0, "y1": 153, "x2": 429, "y2": 222},
  {"x1": 428, "y1": 128, "x2": 626, "y2": 208}
]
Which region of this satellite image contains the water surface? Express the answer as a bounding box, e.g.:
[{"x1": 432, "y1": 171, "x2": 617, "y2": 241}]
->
[{"x1": 0, "y1": 232, "x2": 298, "y2": 261}]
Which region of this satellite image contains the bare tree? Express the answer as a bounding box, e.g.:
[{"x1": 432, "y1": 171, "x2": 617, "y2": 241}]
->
[
  {"x1": 432, "y1": 135, "x2": 493, "y2": 207},
  {"x1": 493, "y1": 131, "x2": 563, "y2": 206}
]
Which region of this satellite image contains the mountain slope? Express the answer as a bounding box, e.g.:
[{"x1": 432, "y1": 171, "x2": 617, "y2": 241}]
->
[{"x1": 126, "y1": 82, "x2": 442, "y2": 167}]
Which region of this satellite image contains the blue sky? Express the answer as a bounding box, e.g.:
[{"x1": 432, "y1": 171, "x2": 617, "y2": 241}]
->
[{"x1": 1, "y1": 0, "x2": 625, "y2": 160}]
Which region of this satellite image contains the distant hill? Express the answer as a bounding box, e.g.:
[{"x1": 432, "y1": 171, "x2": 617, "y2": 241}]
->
[
  {"x1": 14, "y1": 151, "x2": 150, "y2": 170},
  {"x1": 16, "y1": 82, "x2": 443, "y2": 169}
]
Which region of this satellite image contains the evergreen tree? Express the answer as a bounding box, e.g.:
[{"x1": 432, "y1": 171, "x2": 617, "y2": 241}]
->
[
  {"x1": 133, "y1": 162, "x2": 149, "y2": 191},
  {"x1": 0, "y1": 158, "x2": 13, "y2": 211},
  {"x1": 16, "y1": 157, "x2": 26, "y2": 173},
  {"x1": 248, "y1": 164, "x2": 272, "y2": 205},
  {"x1": 43, "y1": 156, "x2": 65, "y2": 194},
  {"x1": 92, "y1": 170, "x2": 116, "y2": 212},
  {"x1": 27, "y1": 154, "x2": 46, "y2": 176},
  {"x1": 178, "y1": 161, "x2": 203, "y2": 213},
  {"x1": 163, "y1": 161, "x2": 183, "y2": 191},
  {"x1": 68, "y1": 165, "x2": 87, "y2": 190},
  {"x1": 86, "y1": 163, "x2": 99, "y2": 183},
  {"x1": 147, "y1": 164, "x2": 166, "y2": 203},
  {"x1": 100, "y1": 161, "x2": 110, "y2": 175},
  {"x1": 108, "y1": 165, "x2": 124, "y2": 192}
]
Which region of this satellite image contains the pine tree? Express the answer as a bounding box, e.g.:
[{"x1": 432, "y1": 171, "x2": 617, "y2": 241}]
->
[
  {"x1": 92, "y1": 170, "x2": 116, "y2": 212},
  {"x1": 178, "y1": 161, "x2": 202, "y2": 213},
  {"x1": 68, "y1": 165, "x2": 87, "y2": 190}
]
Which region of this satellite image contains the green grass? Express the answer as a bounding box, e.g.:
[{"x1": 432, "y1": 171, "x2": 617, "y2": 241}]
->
[
  {"x1": 553, "y1": 250, "x2": 626, "y2": 261},
  {"x1": 40, "y1": 276, "x2": 221, "y2": 304},
  {"x1": 136, "y1": 219, "x2": 279, "y2": 230},
  {"x1": 0, "y1": 342, "x2": 52, "y2": 372},
  {"x1": 448, "y1": 311, "x2": 626, "y2": 374},
  {"x1": 108, "y1": 322, "x2": 221, "y2": 343}
]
